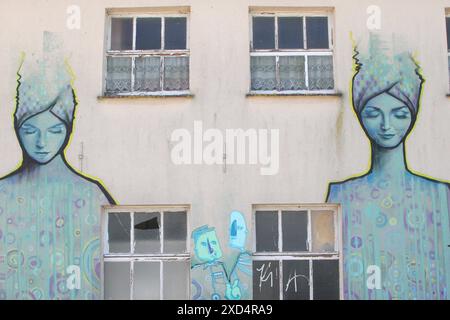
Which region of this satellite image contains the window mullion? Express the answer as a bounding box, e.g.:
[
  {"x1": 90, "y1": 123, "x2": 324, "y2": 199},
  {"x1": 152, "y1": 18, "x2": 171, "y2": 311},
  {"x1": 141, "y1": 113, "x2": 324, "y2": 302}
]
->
[
  {"x1": 309, "y1": 258, "x2": 313, "y2": 300},
  {"x1": 160, "y1": 56, "x2": 165, "y2": 92},
  {"x1": 305, "y1": 55, "x2": 309, "y2": 90},
  {"x1": 130, "y1": 260, "x2": 134, "y2": 300},
  {"x1": 307, "y1": 210, "x2": 312, "y2": 252},
  {"x1": 160, "y1": 261, "x2": 164, "y2": 300},
  {"x1": 279, "y1": 260, "x2": 283, "y2": 300},
  {"x1": 131, "y1": 57, "x2": 136, "y2": 92},
  {"x1": 303, "y1": 16, "x2": 307, "y2": 49},
  {"x1": 275, "y1": 56, "x2": 280, "y2": 91}
]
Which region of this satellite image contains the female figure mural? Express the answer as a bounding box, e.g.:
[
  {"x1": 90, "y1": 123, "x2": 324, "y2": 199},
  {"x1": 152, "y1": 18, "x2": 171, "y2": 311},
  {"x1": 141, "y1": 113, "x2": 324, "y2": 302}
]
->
[
  {"x1": 327, "y1": 37, "x2": 450, "y2": 299},
  {"x1": 0, "y1": 56, "x2": 115, "y2": 300}
]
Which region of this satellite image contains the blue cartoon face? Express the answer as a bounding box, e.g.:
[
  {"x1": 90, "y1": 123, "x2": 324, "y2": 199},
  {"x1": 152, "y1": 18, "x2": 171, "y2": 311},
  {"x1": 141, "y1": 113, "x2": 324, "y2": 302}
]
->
[
  {"x1": 229, "y1": 211, "x2": 248, "y2": 250},
  {"x1": 360, "y1": 93, "x2": 413, "y2": 149},
  {"x1": 18, "y1": 110, "x2": 67, "y2": 164},
  {"x1": 194, "y1": 229, "x2": 223, "y2": 262}
]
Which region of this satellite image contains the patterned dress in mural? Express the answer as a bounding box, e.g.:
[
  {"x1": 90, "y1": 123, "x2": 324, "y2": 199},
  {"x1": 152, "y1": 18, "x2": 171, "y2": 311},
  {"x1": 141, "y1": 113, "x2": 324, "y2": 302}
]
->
[
  {"x1": 328, "y1": 172, "x2": 450, "y2": 300},
  {"x1": 0, "y1": 159, "x2": 110, "y2": 300}
]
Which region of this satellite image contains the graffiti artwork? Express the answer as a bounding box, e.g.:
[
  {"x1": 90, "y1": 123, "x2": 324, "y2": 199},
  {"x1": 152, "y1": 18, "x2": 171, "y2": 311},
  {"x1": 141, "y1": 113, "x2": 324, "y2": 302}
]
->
[
  {"x1": 191, "y1": 211, "x2": 252, "y2": 300},
  {"x1": 0, "y1": 49, "x2": 115, "y2": 299},
  {"x1": 326, "y1": 35, "x2": 450, "y2": 299}
]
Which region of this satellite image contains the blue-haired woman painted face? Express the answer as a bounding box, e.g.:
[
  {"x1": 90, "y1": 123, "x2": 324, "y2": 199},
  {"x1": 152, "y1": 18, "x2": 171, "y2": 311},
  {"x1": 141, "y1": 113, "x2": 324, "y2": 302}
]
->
[
  {"x1": 0, "y1": 59, "x2": 115, "y2": 300},
  {"x1": 326, "y1": 36, "x2": 450, "y2": 300}
]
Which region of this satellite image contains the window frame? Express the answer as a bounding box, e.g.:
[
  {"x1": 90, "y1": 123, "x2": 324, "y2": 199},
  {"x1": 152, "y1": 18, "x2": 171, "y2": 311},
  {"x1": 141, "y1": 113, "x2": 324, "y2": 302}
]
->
[
  {"x1": 104, "y1": 13, "x2": 191, "y2": 97},
  {"x1": 249, "y1": 11, "x2": 336, "y2": 95},
  {"x1": 446, "y1": 13, "x2": 450, "y2": 91},
  {"x1": 252, "y1": 203, "x2": 343, "y2": 300},
  {"x1": 101, "y1": 205, "x2": 191, "y2": 300}
]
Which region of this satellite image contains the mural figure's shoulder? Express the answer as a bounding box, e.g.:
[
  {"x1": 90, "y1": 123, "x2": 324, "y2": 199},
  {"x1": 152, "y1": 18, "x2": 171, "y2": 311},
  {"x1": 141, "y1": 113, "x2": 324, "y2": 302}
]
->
[
  {"x1": 326, "y1": 173, "x2": 369, "y2": 203},
  {"x1": 408, "y1": 170, "x2": 450, "y2": 190},
  {"x1": 65, "y1": 164, "x2": 116, "y2": 205}
]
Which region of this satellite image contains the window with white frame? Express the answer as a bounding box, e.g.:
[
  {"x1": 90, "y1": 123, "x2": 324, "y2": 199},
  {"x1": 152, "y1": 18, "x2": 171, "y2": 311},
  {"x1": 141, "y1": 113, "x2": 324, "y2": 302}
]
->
[
  {"x1": 250, "y1": 11, "x2": 334, "y2": 93},
  {"x1": 105, "y1": 13, "x2": 189, "y2": 96},
  {"x1": 102, "y1": 206, "x2": 190, "y2": 300},
  {"x1": 253, "y1": 205, "x2": 341, "y2": 300}
]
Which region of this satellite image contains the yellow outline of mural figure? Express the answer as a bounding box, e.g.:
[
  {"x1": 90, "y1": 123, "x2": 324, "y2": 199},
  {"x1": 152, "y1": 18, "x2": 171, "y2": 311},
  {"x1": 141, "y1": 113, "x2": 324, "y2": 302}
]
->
[
  {"x1": 0, "y1": 54, "x2": 115, "y2": 300},
  {"x1": 326, "y1": 35, "x2": 450, "y2": 300}
]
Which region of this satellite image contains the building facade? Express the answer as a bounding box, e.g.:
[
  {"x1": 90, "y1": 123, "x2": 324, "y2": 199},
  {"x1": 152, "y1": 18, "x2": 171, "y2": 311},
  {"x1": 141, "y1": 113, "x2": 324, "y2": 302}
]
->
[{"x1": 1, "y1": 0, "x2": 450, "y2": 300}]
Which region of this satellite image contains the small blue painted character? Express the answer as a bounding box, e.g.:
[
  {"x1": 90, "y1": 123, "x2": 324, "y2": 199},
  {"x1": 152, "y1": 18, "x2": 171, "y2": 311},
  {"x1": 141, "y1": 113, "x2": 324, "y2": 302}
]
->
[
  {"x1": 0, "y1": 55, "x2": 115, "y2": 300},
  {"x1": 227, "y1": 211, "x2": 252, "y2": 300},
  {"x1": 326, "y1": 35, "x2": 450, "y2": 300},
  {"x1": 191, "y1": 225, "x2": 239, "y2": 300}
]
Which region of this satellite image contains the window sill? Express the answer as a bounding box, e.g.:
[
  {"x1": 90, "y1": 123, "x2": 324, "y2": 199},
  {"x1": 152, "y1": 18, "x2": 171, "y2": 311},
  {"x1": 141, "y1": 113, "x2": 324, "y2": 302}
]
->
[
  {"x1": 246, "y1": 91, "x2": 343, "y2": 97},
  {"x1": 98, "y1": 92, "x2": 194, "y2": 100}
]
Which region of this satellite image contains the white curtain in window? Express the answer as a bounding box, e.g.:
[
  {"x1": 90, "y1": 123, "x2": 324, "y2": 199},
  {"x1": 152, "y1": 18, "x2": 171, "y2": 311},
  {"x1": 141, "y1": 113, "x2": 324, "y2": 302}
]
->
[
  {"x1": 251, "y1": 56, "x2": 277, "y2": 91},
  {"x1": 279, "y1": 56, "x2": 306, "y2": 91},
  {"x1": 106, "y1": 57, "x2": 132, "y2": 93},
  {"x1": 135, "y1": 57, "x2": 161, "y2": 92},
  {"x1": 307, "y1": 55, "x2": 334, "y2": 90},
  {"x1": 163, "y1": 56, "x2": 189, "y2": 91}
]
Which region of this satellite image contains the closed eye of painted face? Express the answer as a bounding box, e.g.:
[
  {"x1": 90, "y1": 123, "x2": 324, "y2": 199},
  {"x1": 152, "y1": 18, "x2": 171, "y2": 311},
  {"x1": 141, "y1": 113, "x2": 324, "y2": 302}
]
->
[
  {"x1": 18, "y1": 110, "x2": 68, "y2": 164},
  {"x1": 360, "y1": 93, "x2": 413, "y2": 149}
]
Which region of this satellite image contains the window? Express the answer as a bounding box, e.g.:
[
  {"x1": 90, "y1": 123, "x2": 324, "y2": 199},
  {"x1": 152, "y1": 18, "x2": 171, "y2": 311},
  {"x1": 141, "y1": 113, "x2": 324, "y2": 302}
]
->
[
  {"x1": 252, "y1": 204, "x2": 342, "y2": 300},
  {"x1": 250, "y1": 11, "x2": 334, "y2": 93},
  {"x1": 102, "y1": 206, "x2": 190, "y2": 300},
  {"x1": 105, "y1": 13, "x2": 189, "y2": 96}
]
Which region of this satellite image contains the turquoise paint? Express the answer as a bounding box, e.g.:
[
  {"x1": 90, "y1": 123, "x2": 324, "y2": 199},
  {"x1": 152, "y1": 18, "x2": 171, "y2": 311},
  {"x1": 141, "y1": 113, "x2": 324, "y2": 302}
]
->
[
  {"x1": 0, "y1": 56, "x2": 114, "y2": 300},
  {"x1": 191, "y1": 211, "x2": 252, "y2": 300},
  {"x1": 327, "y1": 35, "x2": 450, "y2": 300}
]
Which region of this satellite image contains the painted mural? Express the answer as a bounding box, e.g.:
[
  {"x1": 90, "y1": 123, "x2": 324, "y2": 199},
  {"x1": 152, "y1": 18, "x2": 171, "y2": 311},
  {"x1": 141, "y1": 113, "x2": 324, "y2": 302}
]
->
[
  {"x1": 191, "y1": 211, "x2": 252, "y2": 300},
  {"x1": 326, "y1": 35, "x2": 450, "y2": 299},
  {"x1": 0, "y1": 41, "x2": 115, "y2": 299}
]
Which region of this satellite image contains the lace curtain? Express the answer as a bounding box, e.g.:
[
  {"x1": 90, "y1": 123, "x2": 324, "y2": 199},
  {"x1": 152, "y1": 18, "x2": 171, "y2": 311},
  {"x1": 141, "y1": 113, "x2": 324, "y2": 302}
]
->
[
  {"x1": 135, "y1": 57, "x2": 161, "y2": 92},
  {"x1": 251, "y1": 56, "x2": 277, "y2": 90},
  {"x1": 164, "y1": 56, "x2": 189, "y2": 91},
  {"x1": 251, "y1": 55, "x2": 334, "y2": 91},
  {"x1": 106, "y1": 57, "x2": 132, "y2": 93},
  {"x1": 308, "y1": 55, "x2": 334, "y2": 90}
]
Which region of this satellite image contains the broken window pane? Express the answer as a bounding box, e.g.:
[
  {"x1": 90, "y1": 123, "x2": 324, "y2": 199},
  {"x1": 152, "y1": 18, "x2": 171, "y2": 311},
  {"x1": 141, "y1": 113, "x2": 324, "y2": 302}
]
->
[
  {"x1": 106, "y1": 57, "x2": 132, "y2": 94},
  {"x1": 282, "y1": 211, "x2": 308, "y2": 252},
  {"x1": 134, "y1": 212, "x2": 161, "y2": 254},
  {"x1": 108, "y1": 212, "x2": 131, "y2": 253},
  {"x1": 104, "y1": 262, "x2": 130, "y2": 300},
  {"x1": 282, "y1": 260, "x2": 310, "y2": 300},
  {"x1": 133, "y1": 262, "x2": 160, "y2": 299},
  {"x1": 163, "y1": 211, "x2": 187, "y2": 253},
  {"x1": 253, "y1": 260, "x2": 280, "y2": 299},
  {"x1": 279, "y1": 56, "x2": 306, "y2": 90},
  {"x1": 136, "y1": 17, "x2": 161, "y2": 50},
  {"x1": 165, "y1": 17, "x2": 187, "y2": 49},
  {"x1": 311, "y1": 210, "x2": 335, "y2": 252},
  {"x1": 313, "y1": 260, "x2": 340, "y2": 300},
  {"x1": 306, "y1": 17, "x2": 329, "y2": 49},
  {"x1": 135, "y1": 56, "x2": 161, "y2": 92},
  {"x1": 255, "y1": 211, "x2": 279, "y2": 252},
  {"x1": 250, "y1": 56, "x2": 277, "y2": 91},
  {"x1": 278, "y1": 17, "x2": 304, "y2": 49},
  {"x1": 110, "y1": 18, "x2": 133, "y2": 50},
  {"x1": 252, "y1": 17, "x2": 275, "y2": 49},
  {"x1": 163, "y1": 261, "x2": 189, "y2": 299}
]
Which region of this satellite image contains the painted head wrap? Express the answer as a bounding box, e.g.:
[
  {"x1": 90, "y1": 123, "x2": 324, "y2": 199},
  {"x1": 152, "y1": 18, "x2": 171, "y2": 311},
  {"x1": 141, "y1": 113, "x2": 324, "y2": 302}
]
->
[{"x1": 352, "y1": 35, "x2": 424, "y2": 115}]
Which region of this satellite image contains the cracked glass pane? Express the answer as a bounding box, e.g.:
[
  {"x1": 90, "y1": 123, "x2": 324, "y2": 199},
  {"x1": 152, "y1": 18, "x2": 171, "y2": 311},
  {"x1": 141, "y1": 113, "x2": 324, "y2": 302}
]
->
[
  {"x1": 134, "y1": 212, "x2": 161, "y2": 254},
  {"x1": 108, "y1": 212, "x2": 131, "y2": 253}
]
